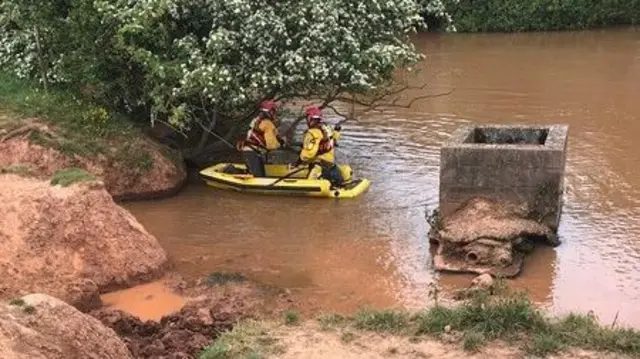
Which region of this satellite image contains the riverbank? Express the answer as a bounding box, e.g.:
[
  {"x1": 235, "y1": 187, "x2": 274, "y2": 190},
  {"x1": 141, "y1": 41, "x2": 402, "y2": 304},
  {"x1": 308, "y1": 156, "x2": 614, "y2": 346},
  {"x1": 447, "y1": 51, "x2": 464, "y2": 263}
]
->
[
  {"x1": 1, "y1": 167, "x2": 638, "y2": 359},
  {"x1": 0, "y1": 73, "x2": 186, "y2": 201},
  {"x1": 200, "y1": 284, "x2": 640, "y2": 359}
]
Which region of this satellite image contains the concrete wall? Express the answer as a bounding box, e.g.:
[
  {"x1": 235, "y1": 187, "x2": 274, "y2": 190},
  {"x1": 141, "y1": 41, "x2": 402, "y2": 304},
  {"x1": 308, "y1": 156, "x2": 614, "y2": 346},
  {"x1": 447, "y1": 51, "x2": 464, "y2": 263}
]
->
[{"x1": 439, "y1": 124, "x2": 568, "y2": 230}]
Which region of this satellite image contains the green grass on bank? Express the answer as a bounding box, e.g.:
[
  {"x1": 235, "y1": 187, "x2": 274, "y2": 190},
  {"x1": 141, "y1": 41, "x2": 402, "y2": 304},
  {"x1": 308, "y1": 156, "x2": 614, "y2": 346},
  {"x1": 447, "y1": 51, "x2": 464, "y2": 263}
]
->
[
  {"x1": 352, "y1": 292, "x2": 640, "y2": 357},
  {"x1": 0, "y1": 72, "x2": 155, "y2": 172},
  {"x1": 50, "y1": 167, "x2": 97, "y2": 187},
  {"x1": 200, "y1": 289, "x2": 640, "y2": 359},
  {"x1": 199, "y1": 320, "x2": 285, "y2": 359}
]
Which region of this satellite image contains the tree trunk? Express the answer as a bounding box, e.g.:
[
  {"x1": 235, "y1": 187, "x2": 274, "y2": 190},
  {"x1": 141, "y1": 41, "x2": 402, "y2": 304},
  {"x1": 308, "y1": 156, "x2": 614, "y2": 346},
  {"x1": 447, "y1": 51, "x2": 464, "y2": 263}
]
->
[
  {"x1": 33, "y1": 26, "x2": 48, "y2": 93},
  {"x1": 196, "y1": 111, "x2": 217, "y2": 153}
]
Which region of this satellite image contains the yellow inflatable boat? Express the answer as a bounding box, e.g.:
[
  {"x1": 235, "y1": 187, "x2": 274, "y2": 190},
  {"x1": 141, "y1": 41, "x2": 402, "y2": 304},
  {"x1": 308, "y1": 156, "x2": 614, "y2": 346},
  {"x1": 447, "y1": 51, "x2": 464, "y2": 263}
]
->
[{"x1": 199, "y1": 163, "x2": 371, "y2": 199}]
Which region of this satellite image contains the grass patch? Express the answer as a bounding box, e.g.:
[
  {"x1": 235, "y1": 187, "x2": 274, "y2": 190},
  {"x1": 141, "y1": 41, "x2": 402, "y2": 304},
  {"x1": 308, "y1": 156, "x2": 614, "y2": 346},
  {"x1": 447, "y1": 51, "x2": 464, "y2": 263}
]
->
[
  {"x1": 340, "y1": 331, "x2": 357, "y2": 344},
  {"x1": 344, "y1": 290, "x2": 640, "y2": 357},
  {"x1": 354, "y1": 308, "x2": 409, "y2": 334},
  {"x1": 200, "y1": 285, "x2": 640, "y2": 358},
  {"x1": 205, "y1": 272, "x2": 247, "y2": 286},
  {"x1": 527, "y1": 332, "x2": 563, "y2": 356},
  {"x1": 0, "y1": 72, "x2": 155, "y2": 172},
  {"x1": 284, "y1": 311, "x2": 300, "y2": 326},
  {"x1": 199, "y1": 320, "x2": 282, "y2": 359},
  {"x1": 50, "y1": 167, "x2": 96, "y2": 187},
  {"x1": 9, "y1": 299, "x2": 25, "y2": 306},
  {"x1": 1, "y1": 165, "x2": 36, "y2": 177},
  {"x1": 318, "y1": 313, "x2": 347, "y2": 330},
  {"x1": 23, "y1": 305, "x2": 36, "y2": 314},
  {"x1": 462, "y1": 330, "x2": 486, "y2": 352}
]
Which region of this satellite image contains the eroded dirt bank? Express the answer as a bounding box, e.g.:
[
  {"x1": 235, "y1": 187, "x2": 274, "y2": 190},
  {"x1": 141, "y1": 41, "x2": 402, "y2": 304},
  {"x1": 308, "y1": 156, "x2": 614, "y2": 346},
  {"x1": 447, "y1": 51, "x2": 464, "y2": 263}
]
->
[
  {"x1": 0, "y1": 174, "x2": 168, "y2": 311},
  {"x1": 0, "y1": 294, "x2": 132, "y2": 359},
  {"x1": 0, "y1": 119, "x2": 186, "y2": 201}
]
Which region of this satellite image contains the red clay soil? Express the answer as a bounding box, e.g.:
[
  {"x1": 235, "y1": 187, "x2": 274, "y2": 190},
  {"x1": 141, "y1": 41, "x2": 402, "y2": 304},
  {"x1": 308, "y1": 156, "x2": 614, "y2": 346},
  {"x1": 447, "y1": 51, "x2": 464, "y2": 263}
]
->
[
  {"x1": 92, "y1": 275, "x2": 298, "y2": 358},
  {"x1": 0, "y1": 125, "x2": 186, "y2": 200},
  {"x1": 0, "y1": 294, "x2": 133, "y2": 359},
  {"x1": 0, "y1": 174, "x2": 168, "y2": 311}
]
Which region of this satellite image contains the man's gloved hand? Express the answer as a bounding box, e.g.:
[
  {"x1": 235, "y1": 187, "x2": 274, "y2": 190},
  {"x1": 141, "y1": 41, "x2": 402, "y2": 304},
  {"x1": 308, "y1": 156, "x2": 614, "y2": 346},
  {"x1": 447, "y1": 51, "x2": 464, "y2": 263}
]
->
[{"x1": 334, "y1": 124, "x2": 342, "y2": 131}]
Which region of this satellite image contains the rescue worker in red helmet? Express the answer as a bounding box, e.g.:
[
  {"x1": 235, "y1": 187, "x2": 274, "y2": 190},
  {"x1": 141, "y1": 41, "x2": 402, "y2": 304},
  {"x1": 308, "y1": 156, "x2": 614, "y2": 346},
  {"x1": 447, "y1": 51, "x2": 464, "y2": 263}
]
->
[
  {"x1": 236, "y1": 99, "x2": 285, "y2": 177},
  {"x1": 292, "y1": 106, "x2": 343, "y2": 187}
]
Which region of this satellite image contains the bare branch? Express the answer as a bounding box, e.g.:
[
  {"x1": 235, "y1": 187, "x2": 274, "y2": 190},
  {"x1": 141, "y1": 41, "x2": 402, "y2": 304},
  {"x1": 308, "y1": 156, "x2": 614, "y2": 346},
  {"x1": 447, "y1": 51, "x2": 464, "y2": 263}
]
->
[
  {"x1": 323, "y1": 104, "x2": 349, "y2": 119},
  {"x1": 334, "y1": 82, "x2": 454, "y2": 112}
]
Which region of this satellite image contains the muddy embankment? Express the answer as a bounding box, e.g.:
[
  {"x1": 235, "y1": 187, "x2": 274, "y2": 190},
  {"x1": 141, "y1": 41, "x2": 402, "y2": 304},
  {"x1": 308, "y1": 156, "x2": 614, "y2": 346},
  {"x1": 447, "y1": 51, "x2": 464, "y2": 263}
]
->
[
  {"x1": 0, "y1": 119, "x2": 187, "y2": 201},
  {"x1": 0, "y1": 174, "x2": 168, "y2": 310},
  {"x1": 0, "y1": 173, "x2": 296, "y2": 358}
]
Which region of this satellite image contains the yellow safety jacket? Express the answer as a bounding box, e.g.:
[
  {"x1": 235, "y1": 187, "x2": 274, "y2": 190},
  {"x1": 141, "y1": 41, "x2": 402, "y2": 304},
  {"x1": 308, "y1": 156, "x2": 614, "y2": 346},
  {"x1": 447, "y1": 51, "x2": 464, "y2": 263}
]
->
[
  {"x1": 243, "y1": 116, "x2": 281, "y2": 153},
  {"x1": 300, "y1": 124, "x2": 340, "y2": 164}
]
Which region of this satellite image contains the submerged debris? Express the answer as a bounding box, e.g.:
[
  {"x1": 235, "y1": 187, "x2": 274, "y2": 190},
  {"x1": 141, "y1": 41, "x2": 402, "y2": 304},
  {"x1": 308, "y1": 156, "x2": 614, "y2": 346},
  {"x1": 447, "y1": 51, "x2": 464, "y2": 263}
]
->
[{"x1": 429, "y1": 197, "x2": 560, "y2": 277}]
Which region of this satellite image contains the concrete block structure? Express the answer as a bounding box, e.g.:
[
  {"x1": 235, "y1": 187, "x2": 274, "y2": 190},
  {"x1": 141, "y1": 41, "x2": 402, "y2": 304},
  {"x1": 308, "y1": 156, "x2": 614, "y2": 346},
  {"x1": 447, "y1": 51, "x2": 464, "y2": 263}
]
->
[{"x1": 439, "y1": 124, "x2": 568, "y2": 230}]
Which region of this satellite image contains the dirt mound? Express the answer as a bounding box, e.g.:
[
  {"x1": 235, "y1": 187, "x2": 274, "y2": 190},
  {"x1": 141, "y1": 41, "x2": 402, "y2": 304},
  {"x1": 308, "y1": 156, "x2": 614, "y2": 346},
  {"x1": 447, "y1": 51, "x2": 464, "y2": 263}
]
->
[
  {"x1": 91, "y1": 273, "x2": 298, "y2": 358},
  {"x1": 0, "y1": 294, "x2": 132, "y2": 359},
  {"x1": 430, "y1": 197, "x2": 560, "y2": 277},
  {"x1": 0, "y1": 174, "x2": 168, "y2": 310},
  {"x1": 0, "y1": 127, "x2": 186, "y2": 200},
  {"x1": 92, "y1": 296, "x2": 247, "y2": 358}
]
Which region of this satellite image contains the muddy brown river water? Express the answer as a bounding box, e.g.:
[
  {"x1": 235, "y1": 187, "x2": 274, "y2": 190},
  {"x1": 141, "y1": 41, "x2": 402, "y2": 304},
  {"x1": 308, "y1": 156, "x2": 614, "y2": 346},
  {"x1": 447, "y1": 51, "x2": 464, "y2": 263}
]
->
[{"x1": 123, "y1": 28, "x2": 640, "y2": 328}]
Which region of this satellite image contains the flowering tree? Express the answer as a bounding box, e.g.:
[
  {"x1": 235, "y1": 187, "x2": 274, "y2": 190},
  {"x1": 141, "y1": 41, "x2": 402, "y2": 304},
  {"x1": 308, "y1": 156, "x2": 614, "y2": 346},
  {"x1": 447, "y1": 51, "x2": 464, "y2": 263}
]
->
[
  {"x1": 1, "y1": 0, "x2": 456, "y2": 160},
  {"x1": 420, "y1": 0, "x2": 457, "y2": 32}
]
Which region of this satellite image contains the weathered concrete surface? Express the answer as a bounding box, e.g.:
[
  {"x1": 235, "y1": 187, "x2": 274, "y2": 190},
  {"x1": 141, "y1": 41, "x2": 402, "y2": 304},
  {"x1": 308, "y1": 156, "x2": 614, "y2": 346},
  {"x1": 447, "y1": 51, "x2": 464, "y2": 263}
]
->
[
  {"x1": 439, "y1": 124, "x2": 568, "y2": 230},
  {"x1": 429, "y1": 197, "x2": 560, "y2": 277}
]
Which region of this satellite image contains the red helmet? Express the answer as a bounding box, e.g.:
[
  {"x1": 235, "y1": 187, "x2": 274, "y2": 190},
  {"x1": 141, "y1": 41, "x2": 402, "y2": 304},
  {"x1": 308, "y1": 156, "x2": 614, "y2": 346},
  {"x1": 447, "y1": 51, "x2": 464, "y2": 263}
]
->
[
  {"x1": 305, "y1": 106, "x2": 323, "y2": 125},
  {"x1": 259, "y1": 100, "x2": 277, "y2": 117}
]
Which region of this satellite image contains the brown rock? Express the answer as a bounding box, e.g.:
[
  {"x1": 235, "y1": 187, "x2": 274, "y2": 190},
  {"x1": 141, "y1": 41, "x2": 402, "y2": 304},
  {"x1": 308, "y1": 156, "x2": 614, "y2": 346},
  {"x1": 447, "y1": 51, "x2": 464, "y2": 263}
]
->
[
  {"x1": 0, "y1": 175, "x2": 168, "y2": 310},
  {"x1": 471, "y1": 273, "x2": 494, "y2": 290},
  {"x1": 0, "y1": 294, "x2": 132, "y2": 359}
]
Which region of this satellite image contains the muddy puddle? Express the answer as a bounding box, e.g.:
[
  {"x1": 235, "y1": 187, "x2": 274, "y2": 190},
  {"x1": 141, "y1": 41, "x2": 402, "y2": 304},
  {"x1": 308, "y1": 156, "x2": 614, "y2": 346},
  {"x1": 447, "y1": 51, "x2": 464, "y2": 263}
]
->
[
  {"x1": 122, "y1": 27, "x2": 640, "y2": 327},
  {"x1": 101, "y1": 280, "x2": 187, "y2": 321}
]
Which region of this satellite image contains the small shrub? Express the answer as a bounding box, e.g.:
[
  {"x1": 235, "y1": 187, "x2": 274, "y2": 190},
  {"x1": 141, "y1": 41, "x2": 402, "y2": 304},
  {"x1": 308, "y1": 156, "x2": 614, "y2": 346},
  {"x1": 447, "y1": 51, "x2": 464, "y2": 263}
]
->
[
  {"x1": 284, "y1": 311, "x2": 300, "y2": 326},
  {"x1": 50, "y1": 167, "x2": 96, "y2": 187},
  {"x1": 462, "y1": 331, "x2": 486, "y2": 352},
  {"x1": 527, "y1": 332, "x2": 563, "y2": 356},
  {"x1": 81, "y1": 107, "x2": 111, "y2": 137},
  {"x1": 318, "y1": 313, "x2": 346, "y2": 330}
]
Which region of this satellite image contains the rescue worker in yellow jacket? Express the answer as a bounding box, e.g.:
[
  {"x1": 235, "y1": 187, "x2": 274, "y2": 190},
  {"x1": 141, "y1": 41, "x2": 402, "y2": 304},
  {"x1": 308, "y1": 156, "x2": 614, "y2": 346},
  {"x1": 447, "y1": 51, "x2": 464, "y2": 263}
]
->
[
  {"x1": 236, "y1": 100, "x2": 285, "y2": 177},
  {"x1": 292, "y1": 106, "x2": 344, "y2": 187}
]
